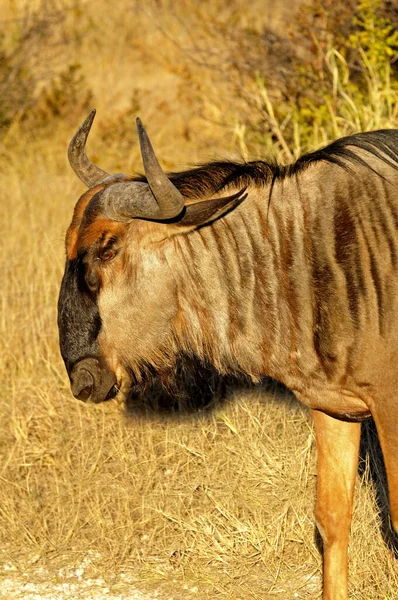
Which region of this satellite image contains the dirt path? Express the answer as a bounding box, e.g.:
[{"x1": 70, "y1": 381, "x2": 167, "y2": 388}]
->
[
  {"x1": 0, "y1": 558, "x2": 171, "y2": 600},
  {"x1": 0, "y1": 576, "x2": 155, "y2": 600}
]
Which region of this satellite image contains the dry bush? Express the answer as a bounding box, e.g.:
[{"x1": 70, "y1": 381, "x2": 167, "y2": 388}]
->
[
  {"x1": 0, "y1": 2, "x2": 69, "y2": 131},
  {"x1": 138, "y1": 0, "x2": 398, "y2": 160}
]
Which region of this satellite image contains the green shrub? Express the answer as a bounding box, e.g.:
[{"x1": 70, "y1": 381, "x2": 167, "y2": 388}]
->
[{"x1": 252, "y1": 0, "x2": 398, "y2": 160}]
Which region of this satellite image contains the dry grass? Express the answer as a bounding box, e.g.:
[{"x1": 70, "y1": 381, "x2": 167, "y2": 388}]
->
[{"x1": 0, "y1": 0, "x2": 398, "y2": 598}]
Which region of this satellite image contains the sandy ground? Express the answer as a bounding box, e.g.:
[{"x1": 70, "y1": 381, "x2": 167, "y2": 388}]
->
[
  {"x1": 0, "y1": 574, "x2": 154, "y2": 600},
  {"x1": 0, "y1": 563, "x2": 309, "y2": 600},
  {"x1": 0, "y1": 556, "x2": 177, "y2": 600}
]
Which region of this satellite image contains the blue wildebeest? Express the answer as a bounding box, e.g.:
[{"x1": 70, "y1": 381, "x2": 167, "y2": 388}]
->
[{"x1": 58, "y1": 110, "x2": 398, "y2": 600}]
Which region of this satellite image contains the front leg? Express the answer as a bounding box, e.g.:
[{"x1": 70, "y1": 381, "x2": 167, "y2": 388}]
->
[{"x1": 312, "y1": 410, "x2": 361, "y2": 600}]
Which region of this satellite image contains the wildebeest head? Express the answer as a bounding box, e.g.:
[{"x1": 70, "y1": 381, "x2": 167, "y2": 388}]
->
[{"x1": 58, "y1": 111, "x2": 247, "y2": 403}]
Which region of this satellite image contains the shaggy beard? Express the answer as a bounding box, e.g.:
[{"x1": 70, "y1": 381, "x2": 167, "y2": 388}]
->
[{"x1": 125, "y1": 354, "x2": 238, "y2": 415}]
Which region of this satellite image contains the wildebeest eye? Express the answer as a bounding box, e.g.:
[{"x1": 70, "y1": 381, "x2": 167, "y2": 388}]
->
[{"x1": 100, "y1": 248, "x2": 116, "y2": 262}]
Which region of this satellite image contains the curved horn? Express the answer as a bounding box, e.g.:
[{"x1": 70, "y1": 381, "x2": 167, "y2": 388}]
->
[
  {"x1": 96, "y1": 181, "x2": 164, "y2": 222},
  {"x1": 136, "y1": 118, "x2": 185, "y2": 219},
  {"x1": 68, "y1": 110, "x2": 111, "y2": 187}
]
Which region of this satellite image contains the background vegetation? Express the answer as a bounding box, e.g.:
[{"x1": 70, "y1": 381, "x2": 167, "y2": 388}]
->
[{"x1": 0, "y1": 0, "x2": 398, "y2": 598}]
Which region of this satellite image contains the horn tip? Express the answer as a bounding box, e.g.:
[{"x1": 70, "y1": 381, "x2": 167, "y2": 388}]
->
[
  {"x1": 136, "y1": 117, "x2": 144, "y2": 132},
  {"x1": 79, "y1": 109, "x2": 97, "y2": 132}
]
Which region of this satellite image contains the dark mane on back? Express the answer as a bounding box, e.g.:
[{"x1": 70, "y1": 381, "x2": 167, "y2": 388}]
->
[
  {"x1": 290, "y1": 129, "x2": 398, "y2": 178},
  {"x1": 133, "y1": 130, "x2": 398, "y2": 200}
]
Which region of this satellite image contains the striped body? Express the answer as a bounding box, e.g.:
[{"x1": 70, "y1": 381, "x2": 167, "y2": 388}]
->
[
  {"x1": 58, "y1": 119, "x2": 398, "y2": 600},
  {"x1": 96, "y1": 137, "x2": 398, "y2": 421}
]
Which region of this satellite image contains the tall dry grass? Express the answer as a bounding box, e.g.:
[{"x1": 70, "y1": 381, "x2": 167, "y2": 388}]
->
[{"x1": 0, "y1": 0, "x2": 398, "y2": 598}]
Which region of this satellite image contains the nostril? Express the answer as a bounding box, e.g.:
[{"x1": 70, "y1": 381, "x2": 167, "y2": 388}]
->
[
  {"x1": 76, "y1": 384, "x2": 93, "y2": 401},
  {"x1": 71, "y1": 368, "x2": 94, "y2": 401}
]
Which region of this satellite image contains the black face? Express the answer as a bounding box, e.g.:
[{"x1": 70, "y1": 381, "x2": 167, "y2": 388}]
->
[{"x1": 58, "y1": 258, "x2": 118, "y2": 402}]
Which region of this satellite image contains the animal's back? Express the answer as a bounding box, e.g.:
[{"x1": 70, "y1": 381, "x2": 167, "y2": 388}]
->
[{"x1": 261, "y1": 131, "x2": 398, "y2": 415}]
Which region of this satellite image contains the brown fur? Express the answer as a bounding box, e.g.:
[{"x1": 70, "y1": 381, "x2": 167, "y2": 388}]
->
[{"x1": 62, "y1": 130, "x2": 398, "y2": 600}]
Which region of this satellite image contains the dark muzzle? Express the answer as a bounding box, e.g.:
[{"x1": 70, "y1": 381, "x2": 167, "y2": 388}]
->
[{"x1": 70, "y1": 358, "x2": 118, "y2": 403}]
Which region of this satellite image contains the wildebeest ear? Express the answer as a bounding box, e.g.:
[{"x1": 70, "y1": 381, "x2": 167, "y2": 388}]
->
[{"x1": 173, "y1": 187, "x2": 248, "y2": 229}]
